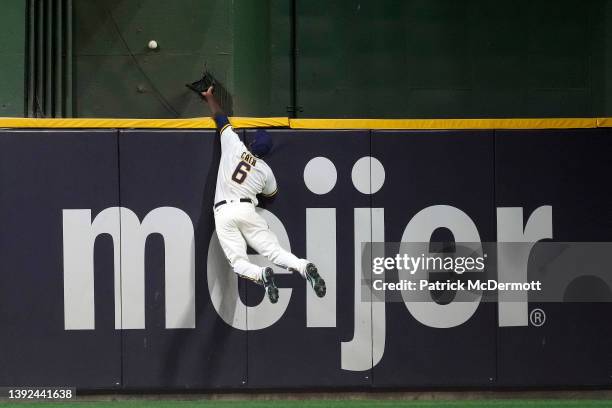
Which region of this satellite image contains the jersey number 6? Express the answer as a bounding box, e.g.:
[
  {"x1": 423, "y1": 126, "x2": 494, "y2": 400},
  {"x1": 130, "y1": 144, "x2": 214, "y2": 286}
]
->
[{"x1": 231, "y1": 161, "x2": 251, "y2": 184}]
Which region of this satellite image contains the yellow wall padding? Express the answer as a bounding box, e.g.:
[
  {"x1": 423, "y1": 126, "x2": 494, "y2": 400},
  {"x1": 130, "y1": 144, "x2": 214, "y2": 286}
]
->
[
  {"x1": 0, "y1": 116, "x2": 610, "y2": 130},
  {"x1": 597, "y1": 117, "x2": 612, "y2": 127},
  {"x1": 288, "y1": 118, "x2": 600, "y2": 130},
  {"x1": 0, "y1": 117, "x2": 289, "y2": 129}
]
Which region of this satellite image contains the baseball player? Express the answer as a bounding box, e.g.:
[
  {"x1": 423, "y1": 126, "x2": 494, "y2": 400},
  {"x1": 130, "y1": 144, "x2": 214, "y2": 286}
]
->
[{"x1": 202, "y1": 86, "x2": 326, "y2": 304}]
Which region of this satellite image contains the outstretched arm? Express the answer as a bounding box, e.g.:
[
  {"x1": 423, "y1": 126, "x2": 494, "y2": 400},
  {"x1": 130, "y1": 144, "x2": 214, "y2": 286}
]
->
[
  {"x1": 201, "y1": 86, "x2": 230, "y2": 131},
  {"x1": 202, "y1": 85, "x2": 241, "y2": 152}
]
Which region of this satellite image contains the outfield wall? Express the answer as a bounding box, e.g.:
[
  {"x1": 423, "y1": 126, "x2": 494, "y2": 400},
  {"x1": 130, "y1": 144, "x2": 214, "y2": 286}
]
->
[{"x1": 0, "y1": 127, "x2": 611, "y2": 390}]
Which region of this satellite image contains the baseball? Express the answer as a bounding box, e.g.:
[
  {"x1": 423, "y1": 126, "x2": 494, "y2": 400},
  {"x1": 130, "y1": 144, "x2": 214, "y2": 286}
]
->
[{"x1": 148, "y1": 40, "x2": 158, "y2": 50}]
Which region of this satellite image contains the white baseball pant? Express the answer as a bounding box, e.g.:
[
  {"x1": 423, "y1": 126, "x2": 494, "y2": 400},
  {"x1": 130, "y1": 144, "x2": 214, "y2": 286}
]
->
[{"x1": 214, "y1": 202, "x2": 309, "y2": 282}]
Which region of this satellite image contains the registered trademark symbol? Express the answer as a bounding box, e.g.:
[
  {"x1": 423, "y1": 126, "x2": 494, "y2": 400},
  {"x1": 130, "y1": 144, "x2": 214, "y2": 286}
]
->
[{"x1": 530, "y1": 308, "x2": 546, "y2": 327}]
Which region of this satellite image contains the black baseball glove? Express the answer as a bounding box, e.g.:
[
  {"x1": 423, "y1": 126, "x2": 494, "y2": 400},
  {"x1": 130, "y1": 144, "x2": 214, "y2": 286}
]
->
[{"x1": 186, "y1": 71, "x2": 216, "y2": 98}]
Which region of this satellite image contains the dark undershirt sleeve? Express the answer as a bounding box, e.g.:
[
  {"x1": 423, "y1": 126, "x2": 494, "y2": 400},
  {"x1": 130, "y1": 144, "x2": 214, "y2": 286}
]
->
[{"x1": 214, "y1": 114, "x2": 230, "y2": 132}]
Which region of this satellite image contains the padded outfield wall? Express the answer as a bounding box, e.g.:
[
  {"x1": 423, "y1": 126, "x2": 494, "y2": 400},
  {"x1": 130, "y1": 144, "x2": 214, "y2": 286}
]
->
[{"x1": 0, "y1": 119, "x2": 611, "y2": 390}]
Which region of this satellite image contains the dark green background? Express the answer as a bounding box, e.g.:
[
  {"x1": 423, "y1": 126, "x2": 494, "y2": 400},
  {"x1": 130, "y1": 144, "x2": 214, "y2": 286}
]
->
[
  {"x1": 0, "y1": 0, "x2": 26, "y2": 117},
  {"x1": 1, "y1": 0, "x2": 611, "y2": 118}
]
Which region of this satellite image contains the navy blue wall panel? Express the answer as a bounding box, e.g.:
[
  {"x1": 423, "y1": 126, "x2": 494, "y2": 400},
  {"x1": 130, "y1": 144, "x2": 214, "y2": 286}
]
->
[
  {"x1": 243, "y1": 130, "x2": 372, "y2": 388},
  {"x1": 0, "y1": 130, "x2": 121, "y2": 389},
  {"x1": 495, "y1": 129, "x2": 612, "y2": 386},
  {"x1": 1, "y1": 128, "x2": 612, "y2": 389},
  {"x1": 118, "y1": 130, "x2": 247, "y2": 389},
  {"x1": 370, "y1": 131, "x2": 496, "y2": 387}
]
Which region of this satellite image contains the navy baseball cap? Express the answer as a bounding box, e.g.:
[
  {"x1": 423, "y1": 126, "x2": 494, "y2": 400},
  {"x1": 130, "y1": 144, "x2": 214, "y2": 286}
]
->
[{"x1": 250, "y1": 129, "x2": 273, "y2": 158}]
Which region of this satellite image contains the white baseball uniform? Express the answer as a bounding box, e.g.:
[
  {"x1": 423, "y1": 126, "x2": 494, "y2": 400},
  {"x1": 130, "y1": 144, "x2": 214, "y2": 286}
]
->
[{"x1": 213, "y1": 121, "x2": 309, "y2": 283}]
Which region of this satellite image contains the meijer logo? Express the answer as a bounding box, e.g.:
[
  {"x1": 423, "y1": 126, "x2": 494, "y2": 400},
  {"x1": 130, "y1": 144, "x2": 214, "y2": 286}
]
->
[
  {"x1": 62, "y1": 204, "x2": 552, "y2": 372},
  {"x1": 62, "y1": 155, "x2": 552, "y2": 371}
]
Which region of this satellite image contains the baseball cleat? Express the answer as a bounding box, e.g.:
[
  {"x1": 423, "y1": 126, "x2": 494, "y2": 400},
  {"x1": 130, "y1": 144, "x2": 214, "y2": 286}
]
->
[
  {"x1": 262, "y1": 267, "x2": 279, "y2": 304},
  {"x1": 305, "y1": 263, "x2": 326, "y2": 298}
]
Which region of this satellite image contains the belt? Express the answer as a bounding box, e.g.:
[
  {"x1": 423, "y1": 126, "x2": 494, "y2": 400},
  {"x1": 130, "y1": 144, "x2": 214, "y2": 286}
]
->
[{"x1": 214, "y1": 198, "x2": 252, "y2": 209}]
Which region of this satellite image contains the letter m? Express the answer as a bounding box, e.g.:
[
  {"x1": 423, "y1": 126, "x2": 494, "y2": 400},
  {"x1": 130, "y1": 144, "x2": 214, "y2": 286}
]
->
[{"x1": 63, "y1": 207, "x2": 195, "y2": 330}]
